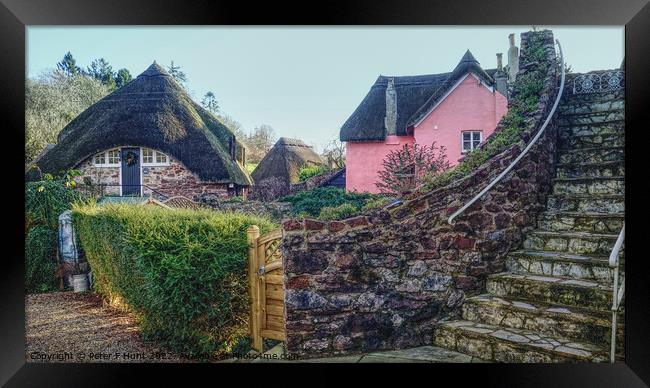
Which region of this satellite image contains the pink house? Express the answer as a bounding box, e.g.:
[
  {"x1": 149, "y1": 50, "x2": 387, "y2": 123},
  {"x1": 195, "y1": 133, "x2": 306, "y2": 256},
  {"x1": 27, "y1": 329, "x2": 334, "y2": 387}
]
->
[{"x1": 341, "y1": 50, "x2": 510, "y2": 193}]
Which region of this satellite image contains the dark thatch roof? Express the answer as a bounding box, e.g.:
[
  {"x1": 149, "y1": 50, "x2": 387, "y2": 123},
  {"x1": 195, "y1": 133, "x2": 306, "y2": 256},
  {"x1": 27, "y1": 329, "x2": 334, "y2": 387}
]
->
[
  {"x1": 34, "y1": 62, "x2": 252, "y2": 186},
  {"x1": 340, "y1": 50, "x2": 497, "y2": 142},
  {"x1": 251, "y1": 137, "x2": 325, "y2": 185}
]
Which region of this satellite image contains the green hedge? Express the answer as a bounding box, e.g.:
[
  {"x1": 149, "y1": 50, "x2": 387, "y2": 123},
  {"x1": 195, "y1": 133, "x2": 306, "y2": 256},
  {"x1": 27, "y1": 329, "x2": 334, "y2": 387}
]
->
[
  {"x1": 279, "y1": 187, "x2": 375, "y2": 218},
  {"x1": 72, "y1": 204, "x2": 276, "y2": 358},
  {"x1": 298, "y1": 165, "x2": 330, "y2": 182}
]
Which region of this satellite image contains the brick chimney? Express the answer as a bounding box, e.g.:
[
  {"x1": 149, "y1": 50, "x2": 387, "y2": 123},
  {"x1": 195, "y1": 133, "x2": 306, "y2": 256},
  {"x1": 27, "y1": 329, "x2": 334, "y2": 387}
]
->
[
  {"x1": 494, "y1": 53, "x2": 508, "y2": 97},
  {"x1": 384, "y1": 77, "x2": 397, "y2": 136},
  {"x1": 507, "y1": 33, "x2": 519, "y2": 82}
]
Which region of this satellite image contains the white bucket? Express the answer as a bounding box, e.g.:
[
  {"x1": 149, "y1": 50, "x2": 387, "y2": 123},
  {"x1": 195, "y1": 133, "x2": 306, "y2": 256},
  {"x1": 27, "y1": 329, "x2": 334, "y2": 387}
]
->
[{"x1": 72, "y1": 274, "x2": 89, "y2": 292}]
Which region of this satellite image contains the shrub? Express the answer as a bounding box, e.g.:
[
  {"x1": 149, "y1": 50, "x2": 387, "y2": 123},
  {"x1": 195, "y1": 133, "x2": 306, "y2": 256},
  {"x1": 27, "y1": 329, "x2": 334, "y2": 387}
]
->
[
  {"x1": 298, "y1": 165, "x2": 330, "y2": 182},
  {"x1": 25, "y1": 174, "x2": 86, "y2": 293},
  {"x1": 318, "y1": 203, "x2": 359, "y2": 221},
  {"x1": 360, "y1": 196, "x2": 394, "y2": 212},
  {"x1": 72, "y1": 204, "x2": 276, "y2": 358},
  {"x1": 376, "y1": 142, "x2": 449, "y2": 195},
  {"x1": 25, "y1": 226, "x2": 58, "y2": 293},
  {"x1": 279, "y1": 187, "x2": 374, "y2": 217}
]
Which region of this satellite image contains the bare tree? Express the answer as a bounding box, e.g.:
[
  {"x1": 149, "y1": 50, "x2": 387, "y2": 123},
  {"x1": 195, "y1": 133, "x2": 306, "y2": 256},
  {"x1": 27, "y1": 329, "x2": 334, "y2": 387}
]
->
[
  {"x1": 321, "y1": 137, "x2": 346, "y2": 169},
  {"x1": 245, "y1": 124, "x2": 277, "y2": 163},
  {"x1": 376, "y1": 142, "x2": 449, "y2": 196}
]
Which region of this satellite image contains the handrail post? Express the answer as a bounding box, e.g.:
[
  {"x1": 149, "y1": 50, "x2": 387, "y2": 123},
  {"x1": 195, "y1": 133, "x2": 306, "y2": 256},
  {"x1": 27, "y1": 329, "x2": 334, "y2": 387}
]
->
[
  {"x1": 247, "y1": 225, "x2": 262, "y2": 352},
  {"x1": 608, "y1": 223, "x2": 625, "y2": 363}
]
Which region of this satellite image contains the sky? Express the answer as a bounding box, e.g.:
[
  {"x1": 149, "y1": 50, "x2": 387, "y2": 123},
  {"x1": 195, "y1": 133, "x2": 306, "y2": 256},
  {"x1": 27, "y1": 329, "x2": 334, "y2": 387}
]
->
[{"x1": 27, "y1": 26, "x2": 624, "y2": 152}]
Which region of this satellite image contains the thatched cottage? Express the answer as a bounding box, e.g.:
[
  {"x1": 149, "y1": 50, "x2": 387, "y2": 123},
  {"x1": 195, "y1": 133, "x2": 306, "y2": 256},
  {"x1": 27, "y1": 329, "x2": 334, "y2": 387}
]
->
[
  {"x1": 251, "y1": 137, "x2": 324, "y2": 185},
  {"x1": 341, "y1": 48, "x2": 515, "y2": 193},
  {"x1": 33, "y1": 62, "x2": 252, "y2": 200}
]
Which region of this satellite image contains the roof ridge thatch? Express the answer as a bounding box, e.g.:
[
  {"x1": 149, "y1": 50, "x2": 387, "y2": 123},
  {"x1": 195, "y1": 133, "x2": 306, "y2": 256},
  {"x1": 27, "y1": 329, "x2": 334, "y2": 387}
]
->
[
  {"x1": 34, "y1": 62, "x2": 252, "y2": 186},
  {"x1": 251, "y1": 137, "x2": 324, "y2": 185}
]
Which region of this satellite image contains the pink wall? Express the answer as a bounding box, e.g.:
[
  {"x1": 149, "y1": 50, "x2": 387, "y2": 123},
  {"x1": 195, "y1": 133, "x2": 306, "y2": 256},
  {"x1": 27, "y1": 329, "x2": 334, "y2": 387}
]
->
[
  {"x1": 346, "y1": 135, "x2": 414, "y2": 194},
  {"x1": 345, "y1": 73, "x2": 508, "y2": 193},
  {"x1": 414, "y1": 74, "x2": 508, "y2": 166}
]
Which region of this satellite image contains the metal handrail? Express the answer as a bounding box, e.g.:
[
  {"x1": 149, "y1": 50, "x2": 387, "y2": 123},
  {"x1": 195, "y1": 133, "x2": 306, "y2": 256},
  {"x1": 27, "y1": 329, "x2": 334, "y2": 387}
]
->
[
  {"x1": 448, "y1": 40, "x2": 566, "y2": 224},
  {"x1": 609, "y1": 223, "x2": 625, "y2": 363}
]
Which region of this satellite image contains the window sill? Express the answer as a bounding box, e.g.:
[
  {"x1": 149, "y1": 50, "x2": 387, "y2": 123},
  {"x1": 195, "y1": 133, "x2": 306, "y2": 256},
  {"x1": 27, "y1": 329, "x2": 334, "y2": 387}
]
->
[
  {"x1": 93, "y1": 164, "x2": 120, "y2": 168},
  {"x1": 142, "y1": 163, "x2": 170, "y2": 167}
]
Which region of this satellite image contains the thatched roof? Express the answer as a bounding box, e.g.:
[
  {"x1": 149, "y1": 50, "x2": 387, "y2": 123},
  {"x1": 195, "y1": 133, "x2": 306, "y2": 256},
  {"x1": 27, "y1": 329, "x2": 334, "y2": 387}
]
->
[
  {"x1": 340, "y1": 50, "x2": 496, "y2": 142},
  {"x1": 251, "y1": 137, "x2": 324, "y2": 185},
  {"x1": 34, "y1": 62, "x2": 252, "y2": 186}
]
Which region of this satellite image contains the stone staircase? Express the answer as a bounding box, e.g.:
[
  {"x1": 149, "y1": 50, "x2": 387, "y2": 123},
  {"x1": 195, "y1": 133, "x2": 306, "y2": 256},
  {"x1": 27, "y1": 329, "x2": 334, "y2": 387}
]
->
[{"x1": 433, "y1": 85, "x2": 625, "y2": 362}]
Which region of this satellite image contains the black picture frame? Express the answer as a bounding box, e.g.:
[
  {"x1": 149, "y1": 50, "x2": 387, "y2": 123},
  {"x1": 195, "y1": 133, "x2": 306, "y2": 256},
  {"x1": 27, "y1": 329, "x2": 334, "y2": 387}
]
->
[{"x1": 2, "y1": 0, "x2": 648, "y2": 386}]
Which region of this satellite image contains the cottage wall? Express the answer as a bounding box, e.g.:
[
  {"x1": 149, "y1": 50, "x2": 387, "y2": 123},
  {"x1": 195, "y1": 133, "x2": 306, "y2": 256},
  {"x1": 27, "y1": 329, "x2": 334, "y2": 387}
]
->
[
  {"x1": 345, "y1": 135, "x2": 415, "y2": 194},
  {"x1": 414, "y1": 75, "x2": 508, "y2": 165},
  {"x1": 75, "y1": 150, "x2": 235, "y2": 200},
  {"x1": 281, "y1": 31, "x2": 559, "y2": 357}
]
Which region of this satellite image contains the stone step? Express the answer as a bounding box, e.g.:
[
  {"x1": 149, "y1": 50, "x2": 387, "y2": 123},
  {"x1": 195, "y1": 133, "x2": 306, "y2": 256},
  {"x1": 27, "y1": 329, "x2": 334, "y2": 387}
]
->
[
  {"x1": 558, "y1": 146, "x2": 624, "y2": 164},
  {"x1": 547, "y1": 194, "x2": 624, "y2": 214},
  {"x1": 461, "y1": 295, "x2": 623, "y2": 347},
  {"x1": 556, "y1": 110, "x2": 624, "y2": 127},
  {"x1": 537, "y1": 212, "x2": 624, "y2": 234},
  {"x1": 552, "y1": 177, "x2": 624, "y2": 196},
  {"x1": 557, "y1": 99, "x2": 624, "y2": 116},
  {"x1": 559, "y1": 132, "x2": 624, "y2": 150},
  {"x1": 486, "y1": 273, "x2": 612, "y2": 311},
  {"x1": 433, "y1": 320, "x2": 608, "y2": 362},
  {"x1": 558, "y1": 121, "x2": 624, "y2": 137},
  {"x1": 523, "y1": 230, "x2": 620, "y2": 256},
  {"x1": 506, "y1": 250, "x2": 619, "y2": 282},
  {"x1": 556, "y1": 162, "x2": 624, "y2": 178}
]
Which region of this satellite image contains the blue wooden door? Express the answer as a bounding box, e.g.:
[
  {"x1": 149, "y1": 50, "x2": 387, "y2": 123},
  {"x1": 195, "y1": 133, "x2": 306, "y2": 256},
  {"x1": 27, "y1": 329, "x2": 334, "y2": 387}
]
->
[{"x1": 121, "y1": 148, "x2": 141, "y2": 196}]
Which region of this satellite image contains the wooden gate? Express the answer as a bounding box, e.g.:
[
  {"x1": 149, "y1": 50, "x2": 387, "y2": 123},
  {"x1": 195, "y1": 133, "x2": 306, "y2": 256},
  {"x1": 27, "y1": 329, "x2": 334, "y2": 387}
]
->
[{"x1": 247, "y1": 226, "x2": 285, "y2": 351}]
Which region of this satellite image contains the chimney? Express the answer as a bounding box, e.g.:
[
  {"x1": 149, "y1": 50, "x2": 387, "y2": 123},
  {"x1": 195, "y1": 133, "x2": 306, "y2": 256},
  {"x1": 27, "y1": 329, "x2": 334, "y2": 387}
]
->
[
  {"x1": 507, "y1": 33, "x2": 519, "y2": 82},
  {"x1": 494, "y1": 53, "x2": 508, "y2": 97},
  {"x1": 384, "y1": 77, "x2": 397, "y2": 136}
]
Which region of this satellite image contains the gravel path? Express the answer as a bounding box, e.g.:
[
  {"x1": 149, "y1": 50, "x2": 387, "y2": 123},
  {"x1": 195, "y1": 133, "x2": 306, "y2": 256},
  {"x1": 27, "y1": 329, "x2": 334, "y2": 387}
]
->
[{"x1": 25, "y1": 292, "x2": 187, "y2": 363}]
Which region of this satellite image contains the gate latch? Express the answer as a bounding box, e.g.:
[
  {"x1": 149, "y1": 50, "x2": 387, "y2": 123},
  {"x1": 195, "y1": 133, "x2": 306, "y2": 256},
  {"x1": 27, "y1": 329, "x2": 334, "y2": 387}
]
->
[{"x1": 258, "y1": 265, "x2": 265, "y2": 275}]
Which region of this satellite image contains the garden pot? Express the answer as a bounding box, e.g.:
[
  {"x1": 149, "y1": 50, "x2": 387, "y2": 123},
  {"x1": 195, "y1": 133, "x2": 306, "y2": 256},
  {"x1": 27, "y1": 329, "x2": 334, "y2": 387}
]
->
[{"x1": 72, "y1": 274, "x2": 89, "y2": 292}]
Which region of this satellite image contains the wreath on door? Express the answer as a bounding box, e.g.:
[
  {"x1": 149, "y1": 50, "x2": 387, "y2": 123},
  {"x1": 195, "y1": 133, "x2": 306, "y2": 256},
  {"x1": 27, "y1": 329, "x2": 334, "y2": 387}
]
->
[{"x1": 123, "y1": 151, "x2": 138, "y2": 166}]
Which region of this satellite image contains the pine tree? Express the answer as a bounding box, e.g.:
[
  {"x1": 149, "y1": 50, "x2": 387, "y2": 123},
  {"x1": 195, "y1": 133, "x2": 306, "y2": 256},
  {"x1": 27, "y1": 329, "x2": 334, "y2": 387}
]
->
[
  {"x1": 167, "y1": 61, "x2": 188, "y2": 88},
  {"x1": 201, "y1": 91, "x2": 220, "y2": 115},
  {"x1": 115, "y1": 68, "x2": 132, "y2": 88},
  {"x1": 56, "y1": 52, "x2": 80, "y2": 77}
]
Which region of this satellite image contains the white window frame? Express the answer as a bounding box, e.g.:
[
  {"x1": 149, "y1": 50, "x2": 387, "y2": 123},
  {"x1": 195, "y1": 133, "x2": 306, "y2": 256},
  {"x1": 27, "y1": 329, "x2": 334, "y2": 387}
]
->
[
  {"x1": 93, "y1": 148, "x2": 121, "y2": 167},
  {"x1": 461, "y1": 131, "x2": 483, "y2": 153},
  {"x1": 140, "y1": 147, "x2": 170, "y2": 167}
]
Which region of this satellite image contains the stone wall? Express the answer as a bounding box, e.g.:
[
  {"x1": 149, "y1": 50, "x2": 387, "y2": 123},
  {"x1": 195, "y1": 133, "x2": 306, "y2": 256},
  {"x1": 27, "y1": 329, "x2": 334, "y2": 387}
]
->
[
  {"x1": 280, "y1": 30, "x2": 561, "y2": 357},
  {"x1": 198, "y1": 197, "x2": 292, "y2": 222},
  {"x1": 76, "y1": 152, "x2": 234, "y2": 200}
]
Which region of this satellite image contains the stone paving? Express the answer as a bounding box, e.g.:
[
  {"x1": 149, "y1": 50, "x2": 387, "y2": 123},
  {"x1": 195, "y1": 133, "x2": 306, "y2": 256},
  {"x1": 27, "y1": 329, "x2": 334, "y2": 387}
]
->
[{"x1": 241, "y1": 344, "x2": 489, "y2": 363}]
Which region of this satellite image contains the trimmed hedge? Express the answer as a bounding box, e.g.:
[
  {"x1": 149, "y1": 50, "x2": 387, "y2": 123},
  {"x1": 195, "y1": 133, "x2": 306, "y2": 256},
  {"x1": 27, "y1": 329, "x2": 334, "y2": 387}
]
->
[{"x1": 72, "y1": 204, "x2": 276, "y2": 358}]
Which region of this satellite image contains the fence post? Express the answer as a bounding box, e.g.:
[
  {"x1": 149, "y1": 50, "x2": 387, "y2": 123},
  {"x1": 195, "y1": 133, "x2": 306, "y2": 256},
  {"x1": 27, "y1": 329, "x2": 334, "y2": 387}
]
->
[{"x1": 247, "y1": 225, "x2": 262, "y2": 352}]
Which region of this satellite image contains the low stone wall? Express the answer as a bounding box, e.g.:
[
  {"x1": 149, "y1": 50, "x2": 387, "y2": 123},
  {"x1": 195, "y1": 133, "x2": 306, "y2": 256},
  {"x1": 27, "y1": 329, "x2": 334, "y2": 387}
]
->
[
  {"x1": 198, "y1": 197, "x2": 292, "y2": 222},
  {"x1": 280, "y1": 30, "x2": 561, "y2": 357}
]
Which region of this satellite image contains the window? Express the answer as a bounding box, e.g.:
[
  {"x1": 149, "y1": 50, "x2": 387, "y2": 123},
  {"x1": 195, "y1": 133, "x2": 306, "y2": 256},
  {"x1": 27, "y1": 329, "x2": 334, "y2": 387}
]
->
[
  {"x1": 93, "y1": 153, "x2": 105, "y2": 165},
  {"x1": 462, "y1": 131, "x2": 482, "y2": 153},
  {"x1": 107, "y1": 149, "x2": 120, "y2": 164},
  {"x1": 141, "y1": 148, "x2": 170, "y2": 166},
  {"x1": 142, "y1": 148, "x2": 154, "y2": 164},
  {"x1": 155, "y1": 151, "x2": 168, "y2": 164},
  {"x1": 93, "y1": 149, "x2": 120, "y2": 166}
]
